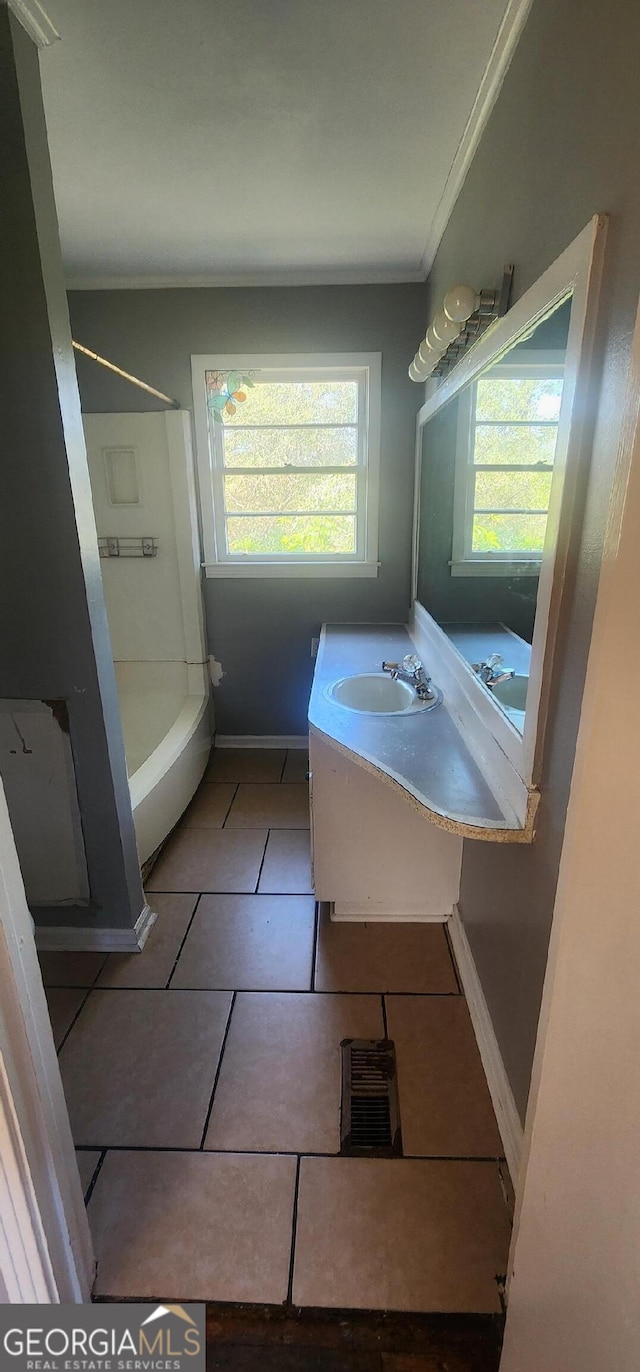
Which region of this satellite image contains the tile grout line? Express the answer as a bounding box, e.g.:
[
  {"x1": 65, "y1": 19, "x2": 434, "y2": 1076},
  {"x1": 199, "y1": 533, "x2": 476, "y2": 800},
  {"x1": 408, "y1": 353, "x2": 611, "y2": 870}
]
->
[
  {"x1": 310, "y1": 902, "x2": 320, "y2": 992},
  {"x1": 381, "y1": 993, "x2": 388, "y2": 1038},
  {"x1": 443, "y1": 920, "x2": 463, "y2": 996},
  {"x1": 83, "y1": 1148, "x2": 107, "y2": 1206},
  {"x1": 70, "y1": 1143, "x2": 507, "y2": 1162},
  {"x1": 45, "y1": 947, "x2": 108, "y2": 1054},
  {"x1": 221, "y1": 783, "x2": 240, "y2": 829},
  {"x1": 42, "y1": 943, "x2": 107, "y2": 996},
  {"x1": 92, "y1": 954, "x2": 110, "y2": 986},
  {"x1": 253, "y1": 828, "x2": 271, "y2": 894},
  {"x1": 286, "y1": 1155, "x2": 301, "y2": 1306},
  {"x1": 144, "y1": 888, "x2": 317, "y2": 898},
  {"x1": 279, "y1": 752, "x2": 288, "y2": 783},
  {"x1": 66, "y1": 985, "x2": 463, "y2": 997},
  {"x1": 198, "y1": 991, "x2": 237, "y2": 1150},
  {"x1": 166, "y1": 894, "x2": 203, "y2": 988},
  {"x1": 56, "y1": 983, "x2": 95, "y2": 1055}
]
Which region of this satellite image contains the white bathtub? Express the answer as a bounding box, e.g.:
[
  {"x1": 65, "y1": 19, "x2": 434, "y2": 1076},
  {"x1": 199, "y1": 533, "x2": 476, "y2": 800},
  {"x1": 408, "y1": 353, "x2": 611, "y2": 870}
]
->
[{"x1": 115, "y1": 660, "x2": 211, "y2": 865}]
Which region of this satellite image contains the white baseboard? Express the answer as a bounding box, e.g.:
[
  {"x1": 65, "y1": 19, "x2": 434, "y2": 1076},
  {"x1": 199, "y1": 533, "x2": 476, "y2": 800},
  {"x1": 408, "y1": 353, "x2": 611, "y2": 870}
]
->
[
  {"x1": 331, "y1": 902, "x2": 450, "y2": 923},
  {"x1": 215, "y1": 734, "x2": 309, "y2": 749},
  {"x1": 35, "y1": 903, "x2": 157, "y2": 953},
  {"x1": 448, "y1": 905, "x2": 524, "y2": 1183}
]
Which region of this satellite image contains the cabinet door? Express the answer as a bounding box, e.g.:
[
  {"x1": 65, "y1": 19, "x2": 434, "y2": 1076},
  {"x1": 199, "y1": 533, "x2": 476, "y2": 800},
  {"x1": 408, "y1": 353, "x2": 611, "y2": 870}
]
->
[{"x1": 309, "y1": 729, "x2": 461, "y2": 920}]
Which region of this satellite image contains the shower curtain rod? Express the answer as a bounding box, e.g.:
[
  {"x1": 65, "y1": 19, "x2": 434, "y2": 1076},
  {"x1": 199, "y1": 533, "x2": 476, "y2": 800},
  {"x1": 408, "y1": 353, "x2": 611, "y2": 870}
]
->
[{"x1": 72, "y1": 340, "x2": 180, "y2": 409}]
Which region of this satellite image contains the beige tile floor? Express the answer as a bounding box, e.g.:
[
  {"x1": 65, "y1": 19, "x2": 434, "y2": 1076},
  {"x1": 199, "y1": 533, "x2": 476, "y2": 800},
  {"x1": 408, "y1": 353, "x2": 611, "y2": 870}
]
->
[
  {"x1": 170, "y1": 894, "x2": 316, "y2": 991},
  {"x1": 292, "y1": 1158, "x2": 511, "y2": 1313},
  {"x1": 45, "y1": 747, "x2": 512, "y2": 1311},
  {"x1": 204, "y1": 991, "x2": 385, "y2": 1154},
  {"x1": 45, "y1": 987, "x2": 87, "y2": 1049}
]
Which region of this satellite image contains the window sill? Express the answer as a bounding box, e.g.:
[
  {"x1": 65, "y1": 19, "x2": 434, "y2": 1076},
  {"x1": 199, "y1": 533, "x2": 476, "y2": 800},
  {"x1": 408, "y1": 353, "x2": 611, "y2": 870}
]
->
[
  {"x1": 449, "y1": 559, "x2": 542, "y2": 579},
  {"x1": 203, "y1": 561, "x2": 380, "y2": 579}
]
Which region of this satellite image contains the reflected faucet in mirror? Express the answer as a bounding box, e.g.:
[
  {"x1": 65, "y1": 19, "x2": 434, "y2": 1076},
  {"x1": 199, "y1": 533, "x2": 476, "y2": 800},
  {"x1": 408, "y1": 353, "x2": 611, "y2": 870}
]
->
[{"x1": 471, "y1": 653, "x2": 515, "y2": 688}]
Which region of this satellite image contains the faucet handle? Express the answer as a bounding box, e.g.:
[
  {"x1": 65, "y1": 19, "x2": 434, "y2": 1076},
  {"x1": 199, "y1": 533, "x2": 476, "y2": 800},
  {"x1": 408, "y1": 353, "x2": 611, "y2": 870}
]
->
[
  {"x1": 382, "y1": 660, "x2": 400, "y2": 672},
  {"x1": 402, "y1": 653, "x2": 423, "y2": 674}
]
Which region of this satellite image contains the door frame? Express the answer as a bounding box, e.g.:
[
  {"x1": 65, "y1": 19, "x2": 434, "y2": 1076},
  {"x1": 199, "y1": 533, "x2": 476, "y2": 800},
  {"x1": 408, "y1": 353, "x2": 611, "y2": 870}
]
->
[
  {"x1": 0, "y1": 779, "x2": 93, "y2": 1301},
  {"x1": 500, "y1": 292, "x2": 640, "y2": 1366}
]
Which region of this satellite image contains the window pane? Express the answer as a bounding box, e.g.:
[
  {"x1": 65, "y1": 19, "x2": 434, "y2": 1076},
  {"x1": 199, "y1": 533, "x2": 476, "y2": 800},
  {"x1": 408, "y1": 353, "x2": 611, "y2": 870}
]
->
[
  {"x1": 207, "y1": 376, "x2": 358, "y2": 427},
  {"x1": 474, "y1": 470, "x2": 553, "y2": 512},
  {"x1": 475, "y1": 376, "x2": 563, "y2": 423},
  {"x1": 226, "y1": 515, "x2": 356, "y2": 555},
  {"x1": 224, "y1": 472, "x2": 356, "y2": 515},
  {"x1": 223, "y1": 425, "x2": 358, "y2": 469},
  {"x1": 472, "y1": 512, "x2": 548, "y2": 554},
  {"x1": 474, "y1": 423, "x2": 558, "y2": 466}
]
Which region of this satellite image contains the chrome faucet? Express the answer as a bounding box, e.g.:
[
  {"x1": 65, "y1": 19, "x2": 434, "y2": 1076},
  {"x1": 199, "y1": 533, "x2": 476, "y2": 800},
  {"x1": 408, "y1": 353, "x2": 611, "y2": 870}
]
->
[
  {"x1": 382, "y1": 654, "x2": 435, "y2": 701},
  {"x1": 472, "y1": 653, "x2": 515, "y2": 688}
]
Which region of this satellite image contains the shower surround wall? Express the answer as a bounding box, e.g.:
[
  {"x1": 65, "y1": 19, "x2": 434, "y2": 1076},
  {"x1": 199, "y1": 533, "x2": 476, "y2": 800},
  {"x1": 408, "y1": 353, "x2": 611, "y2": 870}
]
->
[
  {"x1": 69, "y1": 284, "x2": 428, "y2": 736},
  {"x1": 84, "y1": 411, "x2": 211, "y2": 863}
]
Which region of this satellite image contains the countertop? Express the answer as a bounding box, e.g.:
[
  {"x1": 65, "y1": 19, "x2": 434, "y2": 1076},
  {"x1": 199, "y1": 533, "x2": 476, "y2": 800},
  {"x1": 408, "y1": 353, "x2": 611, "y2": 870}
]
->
[{"x1": 308, "y1": 624, "x2": 531, "y2": 840}]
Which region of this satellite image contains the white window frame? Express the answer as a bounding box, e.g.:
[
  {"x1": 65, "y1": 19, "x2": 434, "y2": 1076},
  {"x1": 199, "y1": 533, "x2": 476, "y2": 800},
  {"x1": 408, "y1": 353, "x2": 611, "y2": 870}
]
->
[
  {"x1": 451, "y1": 351, "x2": 566, "y2": 577},
  {"x1": 191, "y1": 352, "x2": 381, "y2": 578}
]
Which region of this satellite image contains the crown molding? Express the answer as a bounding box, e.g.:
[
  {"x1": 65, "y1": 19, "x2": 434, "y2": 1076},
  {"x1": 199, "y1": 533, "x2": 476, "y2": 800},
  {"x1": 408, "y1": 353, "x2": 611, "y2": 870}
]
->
[
  {"x1": 65, "y1": 266, "x2": 426, "y2": 291},
  {"x1": 419, "y1": 0, "x2": 534, "y2": 280},
  {"x1": 8, "y1": 0, "x2": 59, "y2": 46}
]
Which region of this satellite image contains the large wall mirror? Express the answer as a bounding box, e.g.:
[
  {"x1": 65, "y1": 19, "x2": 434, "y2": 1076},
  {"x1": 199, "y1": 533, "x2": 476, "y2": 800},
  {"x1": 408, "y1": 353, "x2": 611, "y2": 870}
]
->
[{"x1": 412, "y1": 216, "x2": 606, "y2": 787}]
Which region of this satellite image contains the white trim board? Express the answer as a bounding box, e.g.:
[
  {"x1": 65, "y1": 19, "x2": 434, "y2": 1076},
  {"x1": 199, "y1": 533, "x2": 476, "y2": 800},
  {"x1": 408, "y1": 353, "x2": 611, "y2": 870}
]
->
[
  {"x1": 0, "y1": 783, "x2": 94, "y2": 1301},
  {"x1": 419, "y1": 0, "x2": 535, "y2": 277},
  {"x1": 7, "y1": 0, "x2": 59, "y2": 46},
  {"x1": 448, "y1": 905, "x2": 523, "y2": 1184},
  {"x1": 66, "y1": 268, "x2": 425, "y2": 291},
  {"x1": 204, "y1": 562, "x2": 380, "y2": 580},
  {"x1": 0, "y1": 1051, "x2": 58, "y2": 1302},
  {"x1": 35, "y1": 903, "x2": 157, "y2": 953},
  {"x1": 214, "y1": 735, "x2": 309, "y2": 749}
]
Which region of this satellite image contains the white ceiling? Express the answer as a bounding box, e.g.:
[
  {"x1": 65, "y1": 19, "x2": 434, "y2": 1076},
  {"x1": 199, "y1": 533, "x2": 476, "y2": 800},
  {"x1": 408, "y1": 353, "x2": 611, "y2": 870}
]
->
[{"x1": 38, "y1": 0, "x2": 514, "y2": 287}]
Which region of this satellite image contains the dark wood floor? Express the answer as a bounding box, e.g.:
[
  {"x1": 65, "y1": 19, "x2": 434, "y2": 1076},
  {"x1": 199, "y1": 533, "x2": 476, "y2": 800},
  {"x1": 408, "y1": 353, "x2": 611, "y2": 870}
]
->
[{"x1": 205, "y1": 1305, "x2": 504, "y2": 1371}]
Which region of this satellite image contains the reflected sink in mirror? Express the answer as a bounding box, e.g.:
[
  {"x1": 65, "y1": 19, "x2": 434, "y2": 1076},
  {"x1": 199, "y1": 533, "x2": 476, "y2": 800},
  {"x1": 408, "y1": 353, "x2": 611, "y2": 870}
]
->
[
  {"x1": 490, "y1": 673, "x2": 529, "y2": 713},
  {"x1": 324, "y1": 672, "x2": 440, "y2": 716}
]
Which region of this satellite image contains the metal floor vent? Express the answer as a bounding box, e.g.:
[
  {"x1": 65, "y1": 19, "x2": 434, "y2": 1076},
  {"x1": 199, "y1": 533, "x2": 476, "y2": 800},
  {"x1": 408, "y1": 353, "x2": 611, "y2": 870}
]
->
[{"x1": 340, "y1": 1038, "x2": 402, "y2": 1157}]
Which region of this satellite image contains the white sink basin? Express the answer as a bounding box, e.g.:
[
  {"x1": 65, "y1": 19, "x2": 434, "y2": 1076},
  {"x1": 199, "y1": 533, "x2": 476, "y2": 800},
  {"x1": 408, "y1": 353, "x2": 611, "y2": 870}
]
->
[
  {"x1": 324, "y1": 672, "x2": 439, "y2": 716},
  {"x1": 491, "y1": 673, "x2": 529, "y2": 712}
]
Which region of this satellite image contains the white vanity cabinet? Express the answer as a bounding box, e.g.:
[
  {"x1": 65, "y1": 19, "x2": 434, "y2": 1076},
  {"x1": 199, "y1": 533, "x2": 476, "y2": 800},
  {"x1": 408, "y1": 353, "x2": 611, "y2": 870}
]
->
[{"x1": 309, "y1": 729, "x2": 462, "y2": 922}]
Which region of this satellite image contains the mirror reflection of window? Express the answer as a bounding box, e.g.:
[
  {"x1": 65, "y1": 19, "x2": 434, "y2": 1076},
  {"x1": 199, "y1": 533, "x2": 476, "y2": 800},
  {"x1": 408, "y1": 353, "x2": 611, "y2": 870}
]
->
[
  {"x1": 452, "y1": 352, "x2": 565, "y2": 575},
  {"x1": 415, "y1": 295, "x2": 573, "y2": 738}
]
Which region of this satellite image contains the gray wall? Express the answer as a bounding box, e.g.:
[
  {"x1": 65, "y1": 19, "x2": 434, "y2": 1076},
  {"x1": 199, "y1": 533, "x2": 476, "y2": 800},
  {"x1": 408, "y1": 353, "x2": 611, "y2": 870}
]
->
[
  {"x1": 0, "y1": 7, "x2": 145, "y2": 933},
  {"x1": 68, "y1": 284, "x2": 427, "y2": 734},
  {"x1": 425, "y1": 0, "x2": 640, "y2": 1118}
]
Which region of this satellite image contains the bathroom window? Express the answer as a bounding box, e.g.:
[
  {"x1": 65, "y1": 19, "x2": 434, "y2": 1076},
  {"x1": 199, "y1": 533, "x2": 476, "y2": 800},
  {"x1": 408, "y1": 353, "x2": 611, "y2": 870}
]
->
[
  {"x1": 451, "y1": 352, "x2": 565, "y2": 577},
  {"x1": 191, "y1": 353, "x2": 381, "y2": 577}
]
